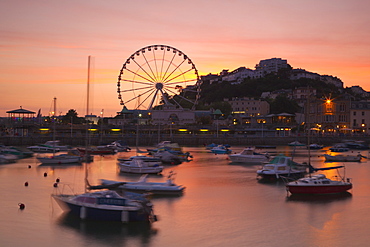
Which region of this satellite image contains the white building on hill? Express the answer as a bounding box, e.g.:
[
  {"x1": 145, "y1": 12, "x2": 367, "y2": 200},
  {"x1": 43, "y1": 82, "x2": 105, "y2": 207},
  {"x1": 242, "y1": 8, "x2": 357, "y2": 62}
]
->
[{"x1": 255, "y1": 58, "x2": 289, "y2": 77}]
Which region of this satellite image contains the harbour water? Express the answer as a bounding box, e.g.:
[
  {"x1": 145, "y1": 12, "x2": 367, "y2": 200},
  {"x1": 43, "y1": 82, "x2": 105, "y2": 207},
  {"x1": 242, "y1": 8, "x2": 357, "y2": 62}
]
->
[{"x1": 1, "y1": 146, "x2": 370, "y2": 247}]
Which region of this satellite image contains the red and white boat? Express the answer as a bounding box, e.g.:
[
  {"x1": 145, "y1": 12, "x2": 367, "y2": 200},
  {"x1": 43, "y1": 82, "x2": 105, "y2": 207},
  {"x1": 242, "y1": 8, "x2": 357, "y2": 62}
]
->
[{"x1": 286, "y1": 166, "x2": 352, "y2": 195}]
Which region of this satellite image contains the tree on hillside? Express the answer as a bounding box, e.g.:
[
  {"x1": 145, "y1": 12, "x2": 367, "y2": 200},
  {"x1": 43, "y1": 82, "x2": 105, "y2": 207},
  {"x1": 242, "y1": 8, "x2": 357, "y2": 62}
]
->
[{"x1": 269, "y1": 95, "x2": 301, "y2": 114}]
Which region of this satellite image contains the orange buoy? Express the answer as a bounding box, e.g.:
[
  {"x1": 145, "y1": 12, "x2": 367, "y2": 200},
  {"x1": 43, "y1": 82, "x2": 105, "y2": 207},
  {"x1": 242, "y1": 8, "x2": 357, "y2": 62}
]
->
[
  {"x1": 24, "y1": 182, "x2": 29, "y2": 186},
  {"x1": 18, "y1": 203, "x2": 25, "y2": 210}
]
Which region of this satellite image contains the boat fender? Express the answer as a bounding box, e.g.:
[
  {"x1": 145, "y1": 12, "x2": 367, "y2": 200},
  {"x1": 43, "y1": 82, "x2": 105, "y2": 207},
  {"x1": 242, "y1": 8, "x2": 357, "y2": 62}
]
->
[
  {"x1": 121, "y1": 210, "x2": 129, "y2": 223},
  {"x1": 152, "y1": 215, "x2": 158, "y2": 222},
  {"x1": 18, "y1": 203, "x2": 25, "y2": 210},
  {"x1": 80, "y1": 207, "x2": 87, "y2": 219}
]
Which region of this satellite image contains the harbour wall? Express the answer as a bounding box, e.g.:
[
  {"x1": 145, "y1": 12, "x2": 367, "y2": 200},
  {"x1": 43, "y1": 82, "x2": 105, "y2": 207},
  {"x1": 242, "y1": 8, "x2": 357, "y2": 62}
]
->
[{"x1": 1, "y1": 134, "x2": 368, "y2": 147}]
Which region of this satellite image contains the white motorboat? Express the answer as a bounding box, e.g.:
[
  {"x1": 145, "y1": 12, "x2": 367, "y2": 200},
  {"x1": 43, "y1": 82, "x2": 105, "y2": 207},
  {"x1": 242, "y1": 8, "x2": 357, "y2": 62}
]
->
[
  {"x1": 118, "y1": 155, "x2": 162, "y2": 167},
  {"x1": 27, "y1": 144, "x2": 60, "y2": 153},
  {"x1": 329, "y1": 143, "x2": 349, "y2": 152},
  {"x1": 0, "y1": 153, "x2": 18, "y2": 164},
  {"x1": 43, "y1": 140, "x2": 71, "y2": 151},
  {"x1": 210, "y1": 145, "x2": 232, "y2": 154},
  {"x1": 257, "y1": 154, "x2": 307, "y2": 180},
  {"x1": 118, "y1": 157, "x2": 164, "y2": 174},
  {"x1": 323, "y1": 153, "x2": 363, "y2": 162},
  {"x1": 105, "y1": 141, "x2": 131, "y2": 152},
  {"x1": 37, "y1": 153, "x2": 81, "y2": 164},
  {"x1": 308, "y1": 143, "x2": 324, "y2": 149},
  {"x1": 100, "y1": 172, "x2": 185, "y2": 195},
  {"x1": 28, "y1": 140, "x2": 70, "y2": 153},
  {"x1": 228, "y1": 147, "x2": 269, "y2": 164}
]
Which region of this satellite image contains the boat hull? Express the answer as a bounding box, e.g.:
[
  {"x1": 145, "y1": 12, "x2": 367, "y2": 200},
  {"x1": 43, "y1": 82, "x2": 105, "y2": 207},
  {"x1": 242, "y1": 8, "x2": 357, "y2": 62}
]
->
[
  {"x1": 287, "y1": 184, "x2": 352, "y2": 194},
  {"x1": 211, "y1": 150, "x2": 231, "y2": 154},
  {"x1": 52, "y1": 195, "x2": 151, "y2": 222},
  {"x1": 324, "y1": 154, "x2": 361, "y2": 162},
  {"x1": 119, "y1": 186, "x2": 184, "y2": 195},
  {"x1": 37, "y1": 157, "x2": 81, "y2": 164},
  {"x1": 257, "y1": 171, "x2": 305, "y2": 181},
  {"x1": 229, "y1": 155, "x2": 268, "y2": 164},
  {"x1": 77, "y1": 148, "x2": 116, "y2": 155},
  {"x1": 118, "y1": 164, "x2": 163, "y2": 174}
]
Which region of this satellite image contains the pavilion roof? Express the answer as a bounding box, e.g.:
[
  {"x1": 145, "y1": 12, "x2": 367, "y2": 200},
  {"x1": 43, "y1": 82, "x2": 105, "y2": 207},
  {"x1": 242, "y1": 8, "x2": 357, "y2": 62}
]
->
[{"x1": 6, "y1": 108, "x2": 35, "y2": 114}]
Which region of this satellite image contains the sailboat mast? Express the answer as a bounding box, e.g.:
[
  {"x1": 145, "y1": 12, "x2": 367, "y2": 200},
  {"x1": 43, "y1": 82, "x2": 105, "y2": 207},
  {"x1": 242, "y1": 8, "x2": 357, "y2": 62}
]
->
[
  {"x1": 53, "y1": 97, "x2": 57, "y2": 155},
  {"x1": 84, "y1": 56, "x2": 91, "y2": 193},
  {"x1": 86, "y1": 56, "x2": 91, "y2": 117}
]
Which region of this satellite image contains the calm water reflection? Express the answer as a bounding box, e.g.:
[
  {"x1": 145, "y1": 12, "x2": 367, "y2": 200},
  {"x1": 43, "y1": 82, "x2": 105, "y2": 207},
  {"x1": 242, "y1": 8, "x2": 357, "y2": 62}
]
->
[{"x1": 1, "y1": 146, "x2": 370, "y2": 247}]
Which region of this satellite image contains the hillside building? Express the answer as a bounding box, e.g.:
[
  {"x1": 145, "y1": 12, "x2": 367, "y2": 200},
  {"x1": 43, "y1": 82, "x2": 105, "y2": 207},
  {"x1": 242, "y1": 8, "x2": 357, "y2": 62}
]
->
[
  {"x1": 290, "y1": 69, "x2": 343, "y2": 88},
  {"x1": 350, "y1": 101, "x2": 370, "y2": 134},
  {"x1": 221, "y1": 67, "x2": 258, "y2": 84},
  {"x1": 255, "y1": 58, "x2": 288, "y2": 77},
  {"x1": 225, "y1": 97, "x2": 270, "y2": 116},
  {"x1": 304, "y1": 95, "x2": 351, "y2": 134}
]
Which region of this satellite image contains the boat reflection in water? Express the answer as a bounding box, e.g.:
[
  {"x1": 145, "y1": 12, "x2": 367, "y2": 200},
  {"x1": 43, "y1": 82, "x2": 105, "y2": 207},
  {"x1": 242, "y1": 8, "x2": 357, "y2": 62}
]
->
[
  {"x1": 286, "y1": 191, "x2": 353, "y2": 202},
  {"x1": 56, "y1": 211, "x2": 157, "y2": 245}
]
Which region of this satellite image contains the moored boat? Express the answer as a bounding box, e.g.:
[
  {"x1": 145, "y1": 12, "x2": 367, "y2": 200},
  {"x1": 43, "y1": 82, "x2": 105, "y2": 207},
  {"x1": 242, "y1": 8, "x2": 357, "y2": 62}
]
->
[
  {"x1": 118, "y1": 157, "x2": 164, "y2": 174},
  {"x1": 257, "y1": 154, "x2": 307, "y2": 180},
  {"x1": 323, "y1": 153, "x2": 363, "y2": 162},
  {"x1": 152, "y1": 150, "x2": 183, "y2": 165},
  {"x1": 288, "y1": 141, "x2": 305, "y2": 146},
  {"x1": 118, "y1": 155, "x2": 162, "y2": 167},
  {"x1": 308, "y1": 143, "x2": 324, "y2": 149},
  {"x1": 36, "y1": 153, "x2": 81, "y2": 164},
  {"x1": 100, "y1": 172, "x2": 185, "y2": 195},
  {"x1": 329, "y1": 143, "x2": 349, "y2": 152},
  {"x1": 0, "y1": 145, "x2": 33, "y2": 158},
  {"x1": 52, "y1": 190, "x2": 156, "y2": 222},
  {"x1": 77, "y1": 147, "x2": 117, "y2": 155},
  {"x1": 228, "y1": 147, "x2": 269, "y2": 164},
  {"x1": 43, "y1": 140, "x2": 71, "y2": 151},
  {"x1": 286, "y1": 165, "x2": 352, "y2": 195},
  {"x1": 27, "y1": 144, "x2": 60, "y2": 153},
  {"x1": 0, "y1": 153, "x2": 18, "y2": 164},
  {"x1": 210, "y1": 145, "x2": 232, "y2": 154}
]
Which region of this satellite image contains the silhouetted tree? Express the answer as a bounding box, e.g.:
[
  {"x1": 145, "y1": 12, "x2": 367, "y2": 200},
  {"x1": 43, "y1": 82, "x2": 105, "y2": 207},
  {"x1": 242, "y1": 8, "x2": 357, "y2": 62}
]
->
[{"x1": 270, "y1": 95, "x2": 301, "y2": 114}]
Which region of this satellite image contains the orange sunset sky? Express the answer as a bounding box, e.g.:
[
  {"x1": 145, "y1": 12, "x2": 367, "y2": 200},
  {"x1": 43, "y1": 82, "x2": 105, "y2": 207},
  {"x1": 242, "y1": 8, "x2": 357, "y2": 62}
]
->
[{"x1": 1, "y1": 0, "x2": 370, "y2": 117}]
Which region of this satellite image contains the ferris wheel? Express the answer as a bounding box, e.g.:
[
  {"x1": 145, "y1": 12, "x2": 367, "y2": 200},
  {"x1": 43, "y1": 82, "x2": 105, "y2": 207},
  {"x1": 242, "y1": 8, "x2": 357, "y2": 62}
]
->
[{"x1": 117, "y1": 45, "x2": 201, "y2": 110}]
